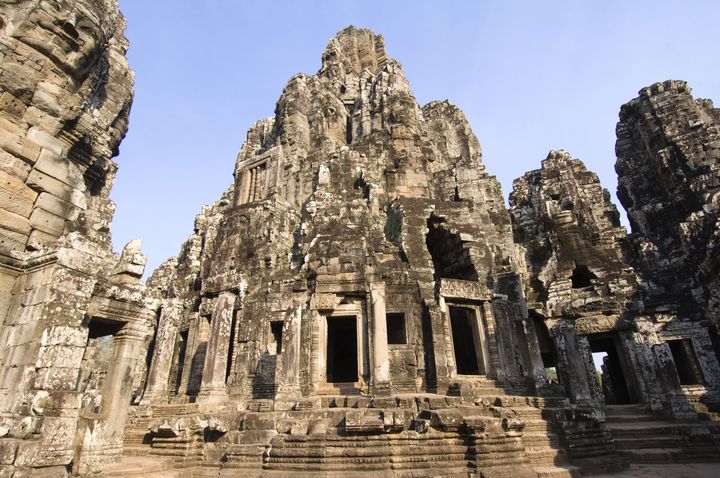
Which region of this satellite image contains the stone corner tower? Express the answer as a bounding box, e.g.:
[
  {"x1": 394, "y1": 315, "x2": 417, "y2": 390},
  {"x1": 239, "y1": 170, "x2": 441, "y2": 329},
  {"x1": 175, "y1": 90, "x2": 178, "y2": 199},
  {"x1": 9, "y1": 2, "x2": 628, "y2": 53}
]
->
[{"x1": 0, "y1": 1, "x2": 154, "y2": 475}]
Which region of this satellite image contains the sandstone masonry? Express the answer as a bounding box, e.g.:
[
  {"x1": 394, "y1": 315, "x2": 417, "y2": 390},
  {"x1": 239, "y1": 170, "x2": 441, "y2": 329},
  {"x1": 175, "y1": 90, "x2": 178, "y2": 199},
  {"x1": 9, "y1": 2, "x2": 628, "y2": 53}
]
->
[
  {"x1": 1, "y1": 11, "x2": 720, "y2": 478},
  {"x1": 0, "y1": 1, "x2": 155, "y2": 476}
]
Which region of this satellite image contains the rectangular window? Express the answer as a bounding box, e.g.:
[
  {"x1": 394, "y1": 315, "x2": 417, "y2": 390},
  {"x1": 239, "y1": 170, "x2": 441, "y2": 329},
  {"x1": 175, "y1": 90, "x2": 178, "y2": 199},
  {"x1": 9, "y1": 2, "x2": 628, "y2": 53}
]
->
[
  {"x1": 386, "y1": 312, "x2": 407, "y2": 344},
  {"x1": 270, "y1": 321, "x2": 283, "y2": 355}
]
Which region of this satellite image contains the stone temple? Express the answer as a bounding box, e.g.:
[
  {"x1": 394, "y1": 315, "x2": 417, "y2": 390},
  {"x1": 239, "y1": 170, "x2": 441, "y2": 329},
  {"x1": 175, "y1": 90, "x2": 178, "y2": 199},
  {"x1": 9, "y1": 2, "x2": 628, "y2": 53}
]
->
[{"x1": 1, "y1": 4, "x2": 720, "y2": 478}]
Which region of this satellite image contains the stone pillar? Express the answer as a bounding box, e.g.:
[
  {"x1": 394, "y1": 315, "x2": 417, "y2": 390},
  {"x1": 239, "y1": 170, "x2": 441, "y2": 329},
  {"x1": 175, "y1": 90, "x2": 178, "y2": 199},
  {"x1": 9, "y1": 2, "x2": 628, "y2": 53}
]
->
[
  {"x1": 577, "y1": 334, "x2": 605, "y2": 412},
  {"x1": 198, "y1": 291, "x2": 236, "y2": 403},
  {"x1": 425, "y1": 298, "x2": 451, "y2": 393},
  {"x1": 653, "y1": 342, "x2": 696, "y2": 419},
  {"x1": 370, "y1": 282, "x2": 391, "y2": 396},
  {"x1": 480, "y1": 301, "x2": 503, "y2": 380},
  {"x1": 276, "y1": 302, "x2": 303, "y2": 403},
  {"x1": 73, "y1": 323, "x2": 148, "y2": 474},
  {"x1": 489, "y1": 298, "x2": 523, "y2": 385},
  {"x1": 141, "y1": 299, "x2": 182, "y2": 404},
  {"x1": 520, "y1": 317, "x2": 549, "y2": 394},
  {"x1": 552, "y1": 321, "x2": 595, "y2": 408}
]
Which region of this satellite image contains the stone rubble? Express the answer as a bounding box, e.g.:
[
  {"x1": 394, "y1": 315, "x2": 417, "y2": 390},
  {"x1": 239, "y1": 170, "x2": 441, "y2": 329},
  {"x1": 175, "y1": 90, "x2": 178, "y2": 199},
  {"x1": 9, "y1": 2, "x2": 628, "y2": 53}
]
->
[{"x1": 0, "y1": 8, "x2": 719, "y2": 478}]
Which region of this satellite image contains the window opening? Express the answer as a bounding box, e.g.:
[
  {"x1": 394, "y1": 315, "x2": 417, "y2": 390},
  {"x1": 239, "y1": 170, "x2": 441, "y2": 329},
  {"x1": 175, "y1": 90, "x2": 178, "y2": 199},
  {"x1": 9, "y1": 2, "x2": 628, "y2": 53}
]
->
[
  {"x1": 571, "y1": 264, "x2": 596, "y2": 288},
  {"x1": 668, "y1": 339, "x2": 705, "y2": 385},
  {"x1": 386, "y1": 312, "x2": 407, "y2": 344}
]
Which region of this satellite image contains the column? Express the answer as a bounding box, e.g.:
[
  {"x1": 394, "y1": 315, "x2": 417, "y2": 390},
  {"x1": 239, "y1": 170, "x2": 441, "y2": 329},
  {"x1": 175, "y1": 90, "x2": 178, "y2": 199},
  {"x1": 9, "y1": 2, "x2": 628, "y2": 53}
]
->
[
  {"x1": 520, "y1": 318, "x2": 550, "y2": 394},
  {"x1": 249, "y1": 168, "x2": 257, "y2": 202},
  {"x1": 309, "y1": 310, "x2": 326, "y2": 393},
  {"x1": 653, "y1": 342, "x2": 696, "y2": 419},
  {"x1": 480, "y1": 301, "x2": 503, "y2": 380},
  {"x1": 235, "y1": 169, "x2": 251, "y2": 205},
  {"x1": 276, "y1": 302, "x2": 303, "y2": 402},
  {"x1": 73, "y1": 323, "x2": 147, "y2": 474},
  {"x1": 141, "y1": 299, "x2": 182, "y2": 404},
  {"x1": 370, "y1": 282, "x2": 391, "y2": 396},
  {"x1": 487, "y1": 298, "x2": 522, "y2": 385},
  {"x1": 427, "y1": 297, "x2": 451, "y2": 393},
  {"x1": 552, "y1": 321, "x2": 595, "y2": 408},
  {"x1": 198, "y1": 291, "x2": 236, "y2": 403}
]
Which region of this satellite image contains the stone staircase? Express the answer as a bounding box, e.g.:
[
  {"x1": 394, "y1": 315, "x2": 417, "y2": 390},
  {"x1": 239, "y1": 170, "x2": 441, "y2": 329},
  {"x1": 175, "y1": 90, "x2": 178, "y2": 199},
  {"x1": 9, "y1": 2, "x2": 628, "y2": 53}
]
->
[
  {"x1": 263, "y1": 432, "x2": 471, "y2": 477},
  {"x1": 604, "y1": 404, "x2": 720, "y2": 464},
  {"x1": 101, "y1": 456, "x2": 179, "y2": 477},
  {"x1": 123, "y1": 407, "x2": 154, "y2": 456},
  {"x1": 115, "y1": 392, "x2": 616, "y2": 477},
  {"x1": 512, "y1": 405, "x2": 580, "y2": 477},
  {"x1": 123, "y1": 403, "x2": 193, "y2": 457}
]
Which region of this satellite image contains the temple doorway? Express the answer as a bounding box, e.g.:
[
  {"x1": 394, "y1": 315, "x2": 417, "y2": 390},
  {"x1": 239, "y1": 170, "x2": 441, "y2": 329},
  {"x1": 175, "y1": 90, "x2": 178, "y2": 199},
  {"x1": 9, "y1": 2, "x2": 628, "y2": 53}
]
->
[
  {"x1": 326, "y1": 315, "x2": 358, "y2": 383},
  {"x1": 77, "y1": 319, "x2": 122, "y2": 414},
  {"x1": 589, "y1": 336, "x2": 636, "y2": 405},
  {"x1": 449, "y1": 306, "x2": 484, "y2": 375}
]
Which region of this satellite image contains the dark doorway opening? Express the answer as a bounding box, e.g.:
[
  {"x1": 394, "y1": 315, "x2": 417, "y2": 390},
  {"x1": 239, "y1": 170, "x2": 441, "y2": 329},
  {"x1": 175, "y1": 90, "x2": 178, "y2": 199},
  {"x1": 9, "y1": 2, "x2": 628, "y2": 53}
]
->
[
  {"x1": 327, "y1": 316, "x2": 358, "y2": 383},
  {"x1": 270, "y1": 321, "x2": 283, "y2": 354},
  {"x1": 709, "y1": 326, "x2": 720, "y2": 368},
  {"x1": 449, "y1": 306, "x2": 483, "y2": 375},
  {"x1": 589, "y1": 336, "x2": 635, "y2": 404},
  {"x1": 668, "y1": 339, "x2": 705, "y2": 385}
]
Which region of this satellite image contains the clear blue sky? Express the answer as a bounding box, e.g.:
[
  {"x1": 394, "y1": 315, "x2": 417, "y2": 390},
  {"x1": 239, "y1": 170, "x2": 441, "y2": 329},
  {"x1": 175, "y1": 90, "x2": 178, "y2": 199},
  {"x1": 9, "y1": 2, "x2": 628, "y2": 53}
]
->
[{"x1": 113, "y1": 0, "x2": 720, "y2": 276}]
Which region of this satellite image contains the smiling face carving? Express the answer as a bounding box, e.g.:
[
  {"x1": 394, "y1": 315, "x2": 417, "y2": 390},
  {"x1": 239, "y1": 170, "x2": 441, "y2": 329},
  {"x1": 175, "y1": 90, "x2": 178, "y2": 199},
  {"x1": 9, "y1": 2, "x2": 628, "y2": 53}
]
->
[
  {"x1": 0, "y1": 0, "x2": 133, "y2": 251},
  {"x1": 10, "y1": 0, "x2": 109, "y2": 80}
]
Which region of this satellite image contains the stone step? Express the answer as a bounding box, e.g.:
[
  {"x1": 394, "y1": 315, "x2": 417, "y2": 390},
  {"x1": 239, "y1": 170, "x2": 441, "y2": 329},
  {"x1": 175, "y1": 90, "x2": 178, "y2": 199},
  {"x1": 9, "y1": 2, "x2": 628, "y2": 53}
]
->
[
  {"x1": 525, "y1": 397, "x2": 570, "y2": 408},
  {"x1": 269, "y1": 443, "x2": 469, "y2": 457},
  {"x1": 151, "y1": 404, "x2": 190, "y2": 417},
  {"x1": 605, "y1": 421, "x2": 697, "y2": 437},
  {"x1": 605, "y1": 414, "x2": 663, "y2": 423},
  {"x1": 522, "y1": 431, "x2": 563, "y2": 448},
  {"x1": 121, "y1": 445, "x2": 151, "y2": 457},
  {"x1": 534, "y1": 465, "x2": 583, "y2": 478},
  {"x1": 613, "y1": 436, "x2": 685, "y2": 449},
  {"x1": 101, "y1": 456, "x2": 176, "y2": 477},
  {"x1": 618, "y1": 447, "x2": 720, "y2": 464},
  {"x1": 523, "y1": 420, "x2": 562, "y2": 433},
  {"x1": 525, "y1": 448, "x2": 569, "y2": 467}
]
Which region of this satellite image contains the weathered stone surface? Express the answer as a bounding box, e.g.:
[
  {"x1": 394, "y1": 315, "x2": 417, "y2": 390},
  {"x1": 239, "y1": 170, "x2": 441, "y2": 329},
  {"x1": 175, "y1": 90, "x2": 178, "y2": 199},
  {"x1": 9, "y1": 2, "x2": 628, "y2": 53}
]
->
[
  {"x1": 3, "y1": 8, "x2": 720, "y2": 475},
  {"x1": 616, "y1": 80, "x2": 720, "y2": 321},
  {"x1": 0, "y1": 1, "x2": 155, "y2": 476}
]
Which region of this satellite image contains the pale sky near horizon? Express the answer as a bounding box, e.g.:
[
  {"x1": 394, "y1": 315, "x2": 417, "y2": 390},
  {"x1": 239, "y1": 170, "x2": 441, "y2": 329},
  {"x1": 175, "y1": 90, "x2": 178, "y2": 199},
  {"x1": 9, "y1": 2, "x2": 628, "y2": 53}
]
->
[{"x1": 112, "y1": 0, "x2": 720, "y2": 277}]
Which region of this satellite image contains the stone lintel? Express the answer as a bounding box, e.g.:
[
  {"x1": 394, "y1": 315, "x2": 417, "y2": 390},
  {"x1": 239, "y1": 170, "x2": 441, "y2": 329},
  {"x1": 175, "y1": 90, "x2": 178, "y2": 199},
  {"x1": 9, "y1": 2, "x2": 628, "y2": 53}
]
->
[{"x1": 439, "y1": 278, "x2": 492, "y2": 302}]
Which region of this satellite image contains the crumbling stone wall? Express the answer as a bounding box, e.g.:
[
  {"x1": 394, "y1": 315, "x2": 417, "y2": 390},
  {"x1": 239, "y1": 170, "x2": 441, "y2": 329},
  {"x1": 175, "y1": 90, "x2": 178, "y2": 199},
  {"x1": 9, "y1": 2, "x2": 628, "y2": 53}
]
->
[
  {"x1": 510, "y1": 150, "x2": 643, "y2": 408},
  {"x1": 0, "y1": 1, "x2": 154, "y2": 475},
  {"x1": 615, "y1": 80, "x2": 720, "y2": 415},
  {"x1": 616, "y1": 80, "x2": 720, "y2": 322}
]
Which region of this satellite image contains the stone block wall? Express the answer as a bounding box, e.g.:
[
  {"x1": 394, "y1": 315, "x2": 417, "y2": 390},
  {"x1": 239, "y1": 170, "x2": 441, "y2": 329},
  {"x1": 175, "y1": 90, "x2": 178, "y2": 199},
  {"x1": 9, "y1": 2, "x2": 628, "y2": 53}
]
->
[{"x1": 0, "y1": 1, "x2": 156, "y2": 475}]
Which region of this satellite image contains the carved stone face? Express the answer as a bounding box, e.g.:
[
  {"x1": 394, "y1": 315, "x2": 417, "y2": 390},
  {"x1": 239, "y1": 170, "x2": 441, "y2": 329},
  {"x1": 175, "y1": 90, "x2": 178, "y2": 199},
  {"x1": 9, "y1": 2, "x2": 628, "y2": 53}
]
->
[{"x1": 11, "y1": 0, "x2": 108, "y2": 80}]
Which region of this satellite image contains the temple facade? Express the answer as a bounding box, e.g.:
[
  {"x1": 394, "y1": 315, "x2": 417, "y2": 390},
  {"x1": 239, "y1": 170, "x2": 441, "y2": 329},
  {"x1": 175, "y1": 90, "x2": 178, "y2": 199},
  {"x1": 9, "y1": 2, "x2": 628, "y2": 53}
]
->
[
  {"x1": 127, "y1": 29, "x2": 720, "y2": 477},
  {"x1": 1, "y1": 7, "x2": 719, "y2": 477}
]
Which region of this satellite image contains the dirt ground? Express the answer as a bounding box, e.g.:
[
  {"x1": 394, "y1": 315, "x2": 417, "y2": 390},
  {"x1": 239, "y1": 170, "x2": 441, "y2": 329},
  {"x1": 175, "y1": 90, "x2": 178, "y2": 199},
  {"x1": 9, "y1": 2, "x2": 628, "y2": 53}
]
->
[{"x1": 593, "y1": 463, "x2": 720, "y2": 478}]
